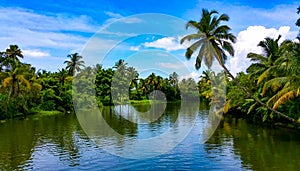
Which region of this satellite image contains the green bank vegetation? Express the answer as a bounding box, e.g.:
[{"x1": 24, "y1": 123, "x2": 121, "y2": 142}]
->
[{"x1": 0, "y1": 7, "x2": 300, "y2": 128}]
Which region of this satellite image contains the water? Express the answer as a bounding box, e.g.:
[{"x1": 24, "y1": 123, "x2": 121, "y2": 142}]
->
[{"x1": 0, "y1": 103, "x2": 299, "y2": 170}]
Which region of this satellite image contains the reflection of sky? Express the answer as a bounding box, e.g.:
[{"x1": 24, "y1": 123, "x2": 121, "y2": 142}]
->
[{"x1": 27, "y1": 110, "x2": 246, "y2": 170}]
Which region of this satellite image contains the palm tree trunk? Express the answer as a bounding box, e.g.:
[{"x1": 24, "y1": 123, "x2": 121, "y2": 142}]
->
[{"x1": 221, "y1": 64, "x2": 298, "y2": 124}]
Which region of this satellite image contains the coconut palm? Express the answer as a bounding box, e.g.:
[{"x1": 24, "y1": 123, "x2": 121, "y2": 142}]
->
[
  {"x1": 57, "y1": 69, "x2": 72, "y2": 86},
  {"x1": 64, "y1": 53, "x2": 85, "y2": 76},
  {"x1": 261, "y1": 40, "x2": 300, "y2": 110},
  {"x1": 2, "y1": 45, "x2": 24, "y2": 70},
  {"x1": 1, "y1": 63, "x2": 31, "y2": 98},
  {"x1": 169, "y1": 72, "x2": 179, "y2": 86},
  {"x1": 246, "y1": 35, "x2": 282, "y2": 83},
  {"x1": 180, "y1": 9, "x2": 296, "y2": 123},
  {"x1": 5, "y1": 45, "x2": 23, "y2": 62}
]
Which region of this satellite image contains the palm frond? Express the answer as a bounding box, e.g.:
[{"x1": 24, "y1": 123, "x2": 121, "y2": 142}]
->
[
  {"x1": 185, "y1": 20, "x2": 199, "y2": 30},
  {"x1": 180, "y1": 33, "x2": 204, "y2": 44},
  {"x1": 257, "y1": 68, "x2": 271, "y2": 84},
  {"x1": 266, "y1": 86, "x2": 291, "y2": 106},
  {"x1": 247, "y1": 53, "x2": 267, "y2": 62},
  {"x1": 262, "y1": 77, "x2": 289, "y2": 95},
  {"x1": 273, "y1": 91, "x2": 295, "y2": 109}
]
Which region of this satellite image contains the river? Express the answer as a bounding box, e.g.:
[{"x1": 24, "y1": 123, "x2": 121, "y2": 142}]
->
[{"x1": 0, "y1": 103, "x2": 299, "y2": 170}]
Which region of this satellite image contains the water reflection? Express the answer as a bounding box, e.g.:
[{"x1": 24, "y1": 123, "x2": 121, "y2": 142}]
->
[
  {"x1": 0, "y1": 114, "x2": 85, "y2": 170},
  {"x1": 207, "y1": 116, "x2": 300, "y2": 170},
  {"x1": 0, "y1": 104, "x2": 300, "y2": 170},
  {"x1": 76, "y1": 102, "x2": 199, "y2": 158}
]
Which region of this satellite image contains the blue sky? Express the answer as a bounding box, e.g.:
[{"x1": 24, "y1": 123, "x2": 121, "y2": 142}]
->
[{"x1": 0, "y1": 0, "x2": 300, "y2": 79}]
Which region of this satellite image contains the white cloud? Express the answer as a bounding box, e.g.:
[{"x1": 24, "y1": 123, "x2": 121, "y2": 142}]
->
[
  {"x1": 144, "y1": 37, "x2": 185, "y2": 51},
  {"x1": 0, "y1": 7, "x2": 99, "y2": 52},
  {"x1": 0, "y1": 8, "x2": 98, "y2": 32},
  {"x1": 185, "y1": 2, "x2": 299, "y2": 33},
  {"x1": 229, "y1": 25, "x2": 297, "y2": 76},
  {"x1": 129, "y1": 46, "x2": 140, "y2": 51},
  {"x1": 157, "y1": 62, "x2": 186, "y2": 69},
  {"x1": 104, "y1": 11, "x2": 123, "y2": 19},
  {"x1": 23, "y1": 49, "x2": 50, "y2": 58}
]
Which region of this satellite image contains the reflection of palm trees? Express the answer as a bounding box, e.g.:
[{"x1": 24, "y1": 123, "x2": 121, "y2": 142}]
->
[
  {"x1": 206, "y1": 117, "x2": 300, "y2": 170},
  {"x1": 0, "y1": 119, "x2": 36, "y2": 170}
]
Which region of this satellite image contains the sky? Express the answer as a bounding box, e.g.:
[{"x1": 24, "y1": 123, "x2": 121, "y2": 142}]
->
[{"x1": 0, "y1": 0, "x2": 299, "y2": 80}]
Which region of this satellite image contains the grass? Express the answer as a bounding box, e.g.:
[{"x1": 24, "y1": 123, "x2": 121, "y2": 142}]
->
[
  {"x1": 130, "y1": 100, "x2": 168, "y2": 105},
  {"x1": 37, "y1": 110, "x2": 63, "y2": 116}
]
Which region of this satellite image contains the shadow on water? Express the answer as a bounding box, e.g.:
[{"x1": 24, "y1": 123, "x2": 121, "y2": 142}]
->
[
  {"x1": 206, "y1": 116, "x2": 300, "y2": 170},
  {"x1": 0, "y1": 114, "x2": 86, "y2": 170},
  {"x1": 1, "y1": 103, "x2": 300, "y2": 170}
]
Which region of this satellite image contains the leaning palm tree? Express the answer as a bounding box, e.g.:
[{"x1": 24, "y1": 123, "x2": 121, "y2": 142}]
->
[
  {"x1": 180, "y1": 9, "x2": 296, "y2": 123},
  {"x1": 64, "y1": 53, "x2": 85, "y2": 76}
]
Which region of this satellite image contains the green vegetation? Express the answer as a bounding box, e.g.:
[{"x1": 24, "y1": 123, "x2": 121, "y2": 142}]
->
[{"x1": 0, "y1": 7, "x2": 300, "y2": 129}]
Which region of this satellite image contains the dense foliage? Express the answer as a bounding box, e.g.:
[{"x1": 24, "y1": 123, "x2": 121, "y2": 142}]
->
[{"x1": 0, "y1": 7, "x2": 299, "y2": 128}]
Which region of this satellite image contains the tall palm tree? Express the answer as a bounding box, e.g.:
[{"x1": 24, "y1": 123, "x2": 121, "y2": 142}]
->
[
  {"x1": 180, "y1": 9, "x2": 296, "y2": 123},
  {"x1": 5, "y1": 45, "x2": 24, "y2": 62},
  {"x1": 127, "y1": 66, "x2": 139, "y2": 91},
  {"x1": 57, "y1": 69, "x2": 72, "y2": 86},
  {"x1": 2, "y1": 45, "x2": 24, "y2": 70},
  {"x1": 169, "y1": 72, "x2": 179, "y2": 86},
  {"x1": 113, "y1": 59, "x2": 128, "y2": 75},
  {"x1": 64, "y1": 53, "x2": 85, "y2": 76}
]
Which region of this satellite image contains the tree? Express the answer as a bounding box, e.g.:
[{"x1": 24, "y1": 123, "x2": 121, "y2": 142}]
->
[
  {"x1": 2, "y1": 45, "x2": 24, "y2": 70},
  {"x1": 64, "y1": 53, "x2": 85, "y2": 76},
  {"x1": 261, "y1": 41, "x2": 300, "y2": 111},
  {"x1": 1, "y1": 63, "x2": 31, "y2": 98},
  {"x1": 180, "y1": 9, "x2": 296, "y2": 123},
  {"x1": 246, "y1": 35, "x2": 282, "y2": 82}
]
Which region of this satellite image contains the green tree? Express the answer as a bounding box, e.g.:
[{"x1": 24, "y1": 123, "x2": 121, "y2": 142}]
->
[
  {"x1": 180, "y1": 9, "x2": 296, "y2": 123},
  {"x1": 1, "y1": 63, "x2": 31, "y2": 98},
  {"x1": 64, "y1": 53, "x2": 85, "y2": 76},
  {"x1": 246, "y1": 35, "x2": 282, "y2": 82}
]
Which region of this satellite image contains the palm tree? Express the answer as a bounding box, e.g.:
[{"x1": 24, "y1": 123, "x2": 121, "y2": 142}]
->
[
  {"x1": 1, "y1": 63, "x2": 31, "y2": 98},
  {"x1": 261, "y1": 40, "x2": 300, "y2": 110},
  {"x1": 2, "y1": 45, "x2": 24, "y2": 70},
  {"x1": 246, "y1": 35, "x2": 282, "y2": 82},
  {"x1": 113, "y1": 59, "x2": 127, "y2": 75},
  {"x1": 5, "y1": 45, "x2": 24, "y2": 62},
  {"x1": 57, "y1": 69, "x2": 72, "y2": 86},
  {"x1": 127, "y1": 67, "x2": 139, "y2": 90},
  {"x1": 169, "y1": 72, "x2": 179, "y2": 86},
  {"x1": 64, "y1": 53, "x2": 85, "y2": 76},
  {"x1": 180, "y1": 9, "x2": 296, "y2": 123}
]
